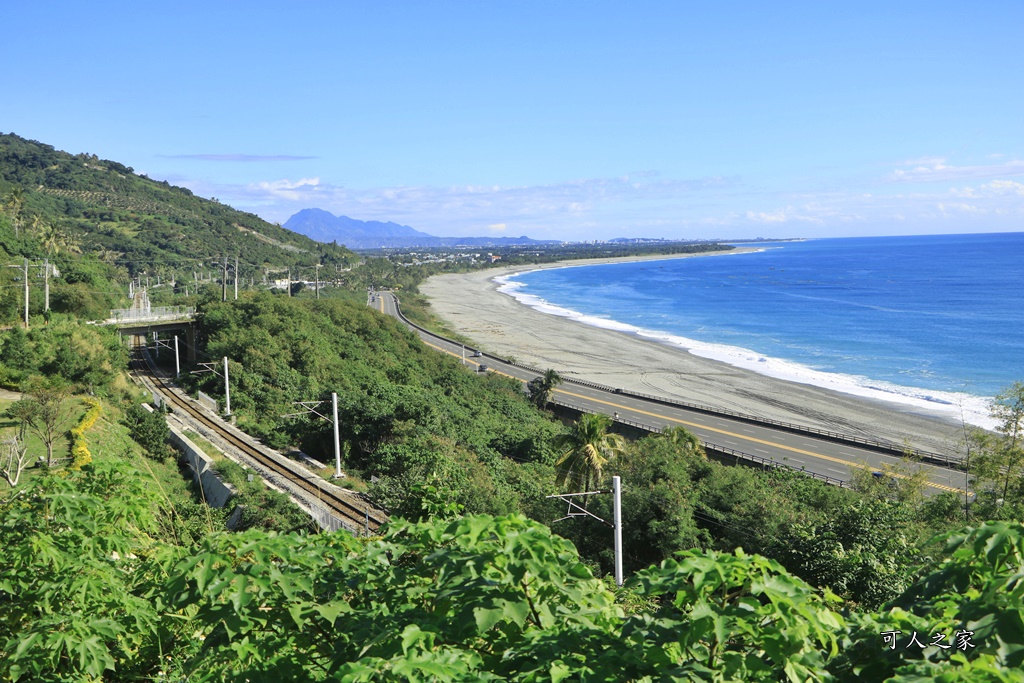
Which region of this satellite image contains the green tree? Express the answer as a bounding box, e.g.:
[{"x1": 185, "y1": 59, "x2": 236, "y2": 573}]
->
[
  {"x1": 124, "y1": 403, "x2": 172, "y2": 460},
  {"x1": 36, "y1": 219, "x2": 81, "y2": 258},
  {"x1": 626, "y1": 549, "x2": 845, "y2": 682},
  {"x1": 769, "y1": 499, "x2": 919, "y2": 608},
  {"x1": 0, "y1": 327, "x2": 34, "y2": 383},
  {"x1": 973, "y1": 381, "x2": 1024, "y2": 507},
  {"x1": 526, "y1": 368, "x2": 562, "y2": 408},
  {"x1": 9, "y1": 376, "x2": 74, "y2": 467},
  {"x1": 3, "y1": 187, "x2": 25, "y2": 237},
  {"x1": 0, "y1": 461, "x2": 167, "y2": 682},
  {"x1": 555, "y1": 412, "x2": 626, "y2": 493},
  {"x1": 849, "y1": 456, "x2": 929, "y2": 507},
  {"x1": 603, "y1": 432, "x2": 706, "y2": 574},
  {"x1": 660, "y1": 425, "x2": 706, "y2": 458},
  {"x1": 833, "y1": 521, "x2": 1024, "y2": 681}
]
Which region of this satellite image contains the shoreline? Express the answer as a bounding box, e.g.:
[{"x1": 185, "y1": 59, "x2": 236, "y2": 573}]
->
[{"x1": 419, "y1": 250, "x2": 970, "y2": 456}]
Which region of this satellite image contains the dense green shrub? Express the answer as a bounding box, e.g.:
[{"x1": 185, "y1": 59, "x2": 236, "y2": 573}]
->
[{"x1": 3, "y1": 459, "x2": 1022, "y2": 682}]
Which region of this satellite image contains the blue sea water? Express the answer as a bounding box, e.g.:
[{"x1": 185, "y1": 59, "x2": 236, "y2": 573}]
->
[{"x1": 497, "y1": 233, "x2": 1024, "y2": 429}]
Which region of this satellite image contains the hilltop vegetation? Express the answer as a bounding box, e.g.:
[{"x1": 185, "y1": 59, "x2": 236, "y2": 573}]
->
[{"x1": 0, "y1": 133, "x2": 355, "y2": 281}]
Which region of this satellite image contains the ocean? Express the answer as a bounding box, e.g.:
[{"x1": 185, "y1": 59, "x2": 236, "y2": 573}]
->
[{"x1": 496, "y1": 232, "x2": 1024, "y2": 430}]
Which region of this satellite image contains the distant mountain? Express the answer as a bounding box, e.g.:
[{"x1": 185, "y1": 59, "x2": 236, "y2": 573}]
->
[
  {"x1": 284, "y1": 209, "x2": 435, "y2": 246},
  {"x1": 284, "y1": 209, "x2": 555, "y2": 250}
]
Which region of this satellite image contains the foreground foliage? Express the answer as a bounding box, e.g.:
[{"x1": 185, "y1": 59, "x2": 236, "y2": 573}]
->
[{"x1": 1, "y1": 460, "x2": 1022, "y2": 682}]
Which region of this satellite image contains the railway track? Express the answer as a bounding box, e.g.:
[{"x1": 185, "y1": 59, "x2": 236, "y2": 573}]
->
[{"x1": 128, "y1": 339, "x2": 388, "y2": 535}]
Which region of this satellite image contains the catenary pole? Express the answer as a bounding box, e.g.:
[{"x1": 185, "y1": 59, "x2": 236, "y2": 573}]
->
[
  {"x1": 613, "y1": 476, "x2": 623, "y2": 586},
  {"x1": 332, "y1": 392, "x2": 342, "y2": 478},
  {"x1": 234, "y1": 254, "x2": 239, "y2": 300},
  {"x1": 223, "y1": 356, "x2": 231, "y2": 417},
  {"x1": 546, "y1": 480, "x2": 625, "y2": 585},
  {"x1": 174, "y1": 335, "x2": 180, "y2": 379}
]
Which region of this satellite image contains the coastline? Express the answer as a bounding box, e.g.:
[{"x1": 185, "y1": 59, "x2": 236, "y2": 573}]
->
[{"x1": 418, "y1": 250, "x2": 969, "y2": 456}]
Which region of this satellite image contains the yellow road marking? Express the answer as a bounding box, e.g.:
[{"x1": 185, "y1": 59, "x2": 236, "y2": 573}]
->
[{"x1": 409, "y1": 311, "x2": 963, "y2": 493}]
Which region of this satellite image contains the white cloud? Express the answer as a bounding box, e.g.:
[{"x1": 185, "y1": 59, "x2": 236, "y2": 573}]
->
[
  {"x1": 889, "y1": 159, "x2": 1024, "y2": 183},
  {"x1": 987, "y1": 179, "x2": 1024, "y2": 195},
  {"x1": 950, "y1": 179, "x2": 1024, "y2": 198},
  {"x1": 746, "y1": 210, "x2": 789, "y2": 223},
  {"x1": 165, "y1": 165, "x2": 1024, "y2": 241},
  {"x1": 256, "y1": 177, "x2": 320, "y2": 192}
]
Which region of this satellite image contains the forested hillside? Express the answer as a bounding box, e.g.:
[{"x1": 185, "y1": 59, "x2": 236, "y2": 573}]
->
[{"x1": 0, "y1": 133, "x2": 355, "y2": 279}]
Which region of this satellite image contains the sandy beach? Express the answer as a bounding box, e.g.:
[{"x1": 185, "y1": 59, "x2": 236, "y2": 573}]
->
[{"x1": 419, "y1": 250, "x2": 968, "y2": 456}]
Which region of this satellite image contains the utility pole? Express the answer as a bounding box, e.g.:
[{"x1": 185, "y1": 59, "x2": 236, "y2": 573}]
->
[
  {"x1": 43, "y1": 257, "x2": 50, "y2": 313},
  {"x1": 23, "y1": 258, "x2": 29, "y2": 328},
  {"x1": 315, "y1": 264, "x2": 321, "y2": 300},
  {"x1": 234, "y1": 254, "x2": 239, "y2": 300},
  {"x1": 287, "y1": 269, "x2": 292, "y2": 297},
  {"x1": 222, "y1": 256, "x2": 228, "y2": 302}
]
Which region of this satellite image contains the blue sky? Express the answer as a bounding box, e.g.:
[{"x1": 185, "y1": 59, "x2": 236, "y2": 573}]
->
[{"x1": 3, "y1": 1, "x2": 1022, "y2": 241}]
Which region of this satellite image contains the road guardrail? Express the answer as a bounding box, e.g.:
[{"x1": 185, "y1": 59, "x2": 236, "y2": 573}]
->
[{"x1": 385, "y1": 294, "x2": 962, "y2": 471}]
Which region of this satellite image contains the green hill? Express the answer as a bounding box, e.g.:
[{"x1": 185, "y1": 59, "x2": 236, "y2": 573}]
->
[{"x1": 0, "y1": 132, "x2": 354, "y2": 278}]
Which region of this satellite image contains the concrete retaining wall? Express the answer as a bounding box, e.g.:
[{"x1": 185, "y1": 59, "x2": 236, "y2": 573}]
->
[
  {"x1": 168, "y1": 426, "x2": 238, "y2": 508},
  {"x1": 197, "y1": 391, "x2": 218, "y2": 414}
]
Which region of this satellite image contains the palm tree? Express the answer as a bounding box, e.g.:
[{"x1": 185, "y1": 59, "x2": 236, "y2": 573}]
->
[
  {"x1": 555, "y1": 412, "x2": 626, "y2": 493},
  {"x1": 527, "y1": 369, "x2": 562, "y2": 408},
  {"x1": 36, "y1": 219, "x2": 81, "y2": 257},
  {"x1": 660, "y1": 426, "x2": 706, "y2": 458},
  {"x1": 35, "y1": 217, "x2": 57, "y2": 251},
  {"x1": 4, "y1": 188, "x2": 25, "y2": 237}
]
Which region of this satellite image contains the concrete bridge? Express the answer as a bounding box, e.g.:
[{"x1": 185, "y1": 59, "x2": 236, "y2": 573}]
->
[{"x1": 104, "y1": 304, "x2": 198, "y2": 364}]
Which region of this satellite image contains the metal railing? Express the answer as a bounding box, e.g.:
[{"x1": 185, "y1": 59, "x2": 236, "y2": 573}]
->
[
  {"x1": 108, "y1": 306, "x2": 196, "y2": 324},
  {"x1": 550, "y1": 397, "x2": 849, "y2": 488}
]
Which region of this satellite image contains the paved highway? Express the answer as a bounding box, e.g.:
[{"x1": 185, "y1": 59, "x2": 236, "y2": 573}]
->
[{"x1": 372, "y1": 291, "x2": 967, "y2": 495}]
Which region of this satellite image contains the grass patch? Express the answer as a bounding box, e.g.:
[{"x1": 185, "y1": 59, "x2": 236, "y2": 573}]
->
[
  {"x1": 183, "y1": 429, "x2": 226, "y2": 464},
  {"x1": 394, "y1": 291, "x2": 477, "y2": 346}
]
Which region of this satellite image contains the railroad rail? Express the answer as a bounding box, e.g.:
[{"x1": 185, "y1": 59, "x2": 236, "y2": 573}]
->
[{"x1": 128, "y1": 339, "x2": 388, "y2": 535}]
